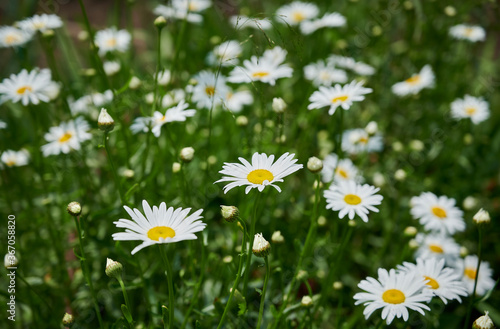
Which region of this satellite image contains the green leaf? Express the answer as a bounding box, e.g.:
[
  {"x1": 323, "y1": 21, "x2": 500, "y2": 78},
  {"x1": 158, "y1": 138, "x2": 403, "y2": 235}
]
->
[
  {"x1": 237, "y1": 300, "x2": 247, "y2": 316},
  {"x1": 121, "y1": 304, "x2": 133, "y2": 324},
  {"x1": 255, "y1": 288, "x2": 263, "y2": 296}
]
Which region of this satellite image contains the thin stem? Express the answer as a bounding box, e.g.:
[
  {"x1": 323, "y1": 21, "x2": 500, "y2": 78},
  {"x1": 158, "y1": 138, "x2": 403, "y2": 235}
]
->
[
  {"x1": 117, "y1": 277, "x2": 134, "y2": 327},
  {"x1": 463, "y1": 227, "x2": 483, "y2": 329},
  {"x1": 243, "y1": 192, "x2": 261, "y2": 293},
  {"x1": 158, "y1": 245, "x2": 175, "y2": 329},
  {"x1": 104, "y1": 131, "x2": 125, "y2": 204},
  {"x1": 337, "y1": 108, "x2": 344, "y2": 160},
  {"x1": 256, "y1": 256, "x2": 271, "y2": 329}
]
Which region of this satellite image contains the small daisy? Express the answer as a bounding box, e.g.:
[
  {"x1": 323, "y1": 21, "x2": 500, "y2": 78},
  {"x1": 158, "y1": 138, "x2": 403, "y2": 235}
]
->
[
  {"x1": 324, "y1": 180, "x2": 383, "y2": 222},
  {"x1": 154, "y1": 0, "x2": 211, "y2": 24},
  {"x1": 0, "y1": 68, "x2": 55, "y2": 106},
  {"x1": 191, "y1": 70, "x2": 229, "y2": 109},
  {"x1": 459, "y1": 255, "x2": 496, "y2": 296},
  {"x1": 415, "y1": 233, "x2": 461, "y2": 266},
  {"x1": 151, "y1": 100, "x2": 196, "y2": 137},
  {"x1": 276, "y1": 1, "x2": 319, "y2": 26},
  {"x1": 1, "y1": 149, "x2": 29, "y2": 168},
  {"x1": 228, "y1": 47, "x2": 293, "y2": 86},
  {"x1": 342, "y1": 129, "x2": 383, "y2": 155},
  {"x1": 207, "y1": 40, "x2": 242, "y2": 67},
  {"x1": 353, "y1": 268, "x2": 433, "y2": 325},
  {"x1": 398, "y1": 258, "x2": 468, "y2": 304},
  {"x1": 103, "y1": 61, "x2": 121, "y2": 76},
  {"x1": 112, "y1": 200, "x2": 206, "y2": 255},
  {"x1": 449, "y1": 24, "x2": 485, "y2": 42},
  {"x1": 410, "y1": 192, "x2": 465, "y2": 235},
  {"x1": 321, "y1": 153, "x2": 361, "y2": 183},
  {"x1": 41, "y1": 117, "x2": 92, "y2": 156},
  {"x1": 300, "y1": 12, "x2": 346, "y2": 35},
  {"x1": 308, "y1": 80, "x2": 373, "y2": 115},
  {"x1": 221, "y1": 89, "x2": 253, "y2": 113},
  {"x1": 18, "y1": 14, "x2": 63, "y2": 33},
  {"x1": 391, "y1": 65, "x2": 434, "y2": 96},
  {"x1": 94, "y1": 27, "x2": 131, "y2": 56},
  {"x1": 327, "y1": 55, "x2": 357, "y2": 70},
  {"x1": 156, "y1": 70, "x2": 171, "y2": 86},
  {"x1": 450, "y1": 95, "x2": 489, "y2": 124},
  {"x1": 215, "y1": 152, "x2": 303, "y2": 194},
  {"x1": 352, "y1": 62, "x2": 376, "y2": 76},
  {"x1": 0, "y1": 26, "x2": 33, "y2": 48},
  {"x1": 230, "y1": 15, "x2": 272, "y2": 30},
  {"x1": 304, "y1": 60, "x2": 348, "y2": 86}
]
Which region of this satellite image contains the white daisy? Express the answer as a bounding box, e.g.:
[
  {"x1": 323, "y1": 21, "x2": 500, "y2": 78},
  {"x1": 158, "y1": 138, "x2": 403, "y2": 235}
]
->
[
  {"x1": 449, "y1": 24, "x2": 486, "y2": 42},
  {"x1": 324, "y1": 180, "x2": 383, "y2": 222},
  {"x1": 352, "y1": 62, "x2": 376, "y2": 76},
  {"x1": 41, "y1": 117, "x2": 92, "y2": 156},
  {"x1": 450, "y1": 95, "x2": 489, "y2": 124},
  {"x1": 459, "y1": 255, "x2": 496, "y2": 296},
  {"x1": 276, "y1": 1, "x2": 319, "y2": 26},
  {"x1": 0, "y1": 68, "x2": 55, "y2": 106},
  {"x1": 300, "y1": 12, "x2": 346, "y2": 35},
  {"x1": 303, "y1": 60, "x2": 348, "y2": 86},
  {"x1": 0, "y1": 120, "x2": 7, "y2": 129},
  {"x1": 0, "y1": 26, "x2": 33, "y2": 48},
  {"x1": 398, "y1": 258, "x2": 468, "y2": 304},
  {"x1": 415, "y1": 233, "x2": 461, "y2": 266},
  {"x1": 156, "y1": 70, "x2": 171, "y2": 86},
  {"x1": 112, "y1": 200, "x2": 206, "y2": 255},
  {"x1": 353, "y1": 268, "x2": 433, "y2": 325},
  {"x1": 103, "y1": 61, "x2": 121, "y2": 76},
  {"x1": 342, "y1": 128, "x2": 383, "y2": 155},
  {"x1": 410, "y1": 192, "x2": 465, "y2": 235},
  {"x1": 221, "y1": 89, "x2": 253, "y2": 113},
  {"x1": 215, "y1": 152, "x2": 303, "y2": 194},
  {"x1": 207, "y1": 40, "x2": 242, "y2": 67},
  {"x1": 191, "y1": 70, "x2": 229, "y2": 109},
  {"x1": 154, "y1": 0, "x2": 211, "y2": 24},
  {"x1": 18, "y1": 14, "x2": 63, "y2": 33},
  {"x1": 308, "y1": 80, "x2": 373, "y2": 115},
  {"x1": 230, "y1": 15, "x2": 272, "y2": 30},
  {"x1": 1, "y1": 149, "x2": 29, "y2": 168},
  {"x1": 327, "y1": 55, "x2": 357, "y2": 70},
  {"x1": 94, "y1": 27, "x2": 131, "y2": 56},
  {"x1": 321, "y1": 153, "x2": 361, "y2": 183},
  {"x1": 391, "y1": 65, "x2": 434, "y2": 96},
  {"x1": 161, "y1": 88, "x2": 186, "y2": 108},
  {"x1": 228, "y1": 47, "x2": 293, "y2": 86}
]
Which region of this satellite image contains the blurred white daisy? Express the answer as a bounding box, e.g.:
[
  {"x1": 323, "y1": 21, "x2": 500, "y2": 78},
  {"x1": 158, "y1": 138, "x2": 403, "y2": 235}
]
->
[
  {"x1": 459, "y1": 255, "x2": 495, "y2": 296},
  {"x1": 94, "y1": 27, "x2": 131, "y2": 56},
  {"x1": 324, "y1": 180, "x2": 383, "y2": 222},
  {"x1": 449, "y1": 24, "x2": 485, "y2": 42},
  {"x1": 155, "y1": 70, "x2": 171, "y2": 86},
  {"x1": 321, "y1": 153, "x2": 361, "y2": 183},
  {"x1": 112, "y1": 200, "x2": 206, "y2": 255},
  {"x1": 215, "y1": 152, "x2": 303, "y2": 194},
  {"x1": 450, "y1": 95, "x2": 489, "y2": 124},
  {"x1": 300, "y1": 12, "x2": 346, "y2": 35},
  {"x1": 222, "y1": 89, "x2": 253, "y2": 113},
  {"x1": 0, "y1": 120, "x2": 7, "y2": 129},
  {"x1": 415, "y1": 233, "x2": 461, "y2": 266},
  {"x1": 308, "y1": 80, "x2": 373, "y2": 115},
  {"x1": 342, "y1": 128, "x2": 383, "y2": 154},
  {"x1": 353, "y1": 268, "x2": 433, "y2": 325},
  {"x1": 276, "y1": 1, "x2": 319, "y2": 26},
  {"x1": 103, "y1": 61, "x2": 121, "y2": 76},
  {"x1": 0, "y1": 68, "x2": 55, "y2": 106},
  {"x1": 410, "y1": 192, "x2": 465, "y2": 235},
  {"x1": 391, "y1": 65, "x2": 434, "y2": 96},
  {"x1": 1, "y1": 149, "x2": 29, "y2": 168},
  {"x1": 398, "y1": 258, "x2": 468, "y2": 304},
  {"x1": 353, "y1": 62, "x2": 376, "y2": 76},
  {"x1": 161, "y1": 88, "x2": 186, "y2": 108},
  {"x1": 68, "y1": 90, "x2": 113, "y2": 115},
  {"x1": 41, "y1": 117, "x2": 92, "y2": 156},
  {"x1": 230, "y1": 15, "x2": 272, "y2": 30},
  {"x1": 191, "y1": 70, "x2": 229, "y2": 109},
  {"x1": 207, "y1": 40, "x2": 242, "y2": 67},
  {"x1": 304, "y1": 60, "x2": 348, "y2": 86},
  {"x1": 18, "y1": 14, "x2": 63, "y2": 33},
  {"x1": 0, "y1": 26, "x2": 33, "y2": 48},
  {"x1": 228, "y1": 47, "x2": 293, "y2": 86},
  {"x1": 327, "y1": 55, "x2": 376, "y2": 76},
  {"x1": 154, "y1": 0, "x2": 211, "y2": 24}
]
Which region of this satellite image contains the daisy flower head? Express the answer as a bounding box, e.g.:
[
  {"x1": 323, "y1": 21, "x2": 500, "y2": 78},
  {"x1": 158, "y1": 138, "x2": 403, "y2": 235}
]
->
[
  {"x1": 151, "y1": 100, "x2": 196, "y2": 137},
  {"x1": 18, "y1": 14, "x2": 63, "y2": 33},
  {"x1": 321, "y1": 153, "x2": 361, "y2": 183},
  {"x1": 1, "y1": 149, "x2": 29, "y2": 168},
  {"x1": 112, "y1": 200, "x2": 206, "y2": 255},
  {"x1": 230, "y1": 15, "x2": 272, "y2": 30},
  {"x1": 324, "y1": 180, "x2": 383, "y2": 222},
  {"x1": 0, "y1": 68, "x2": 55, "y2": 106},
  {"x1": 215, "y1": 152, "x2": 303, "y2": 194},
  {"x1": 94, "y1": 27, "x2": 131, "y2": 56},
  {"x1": 398, "y1": 258, "x2": 468, "y2": 304},
  {"x1": 300, "y1": 12, "x2": 346, "y2": 35},
  {"x1": 228, "y1": 47, "x2": 293, "y2": 86},
  {"x1": 459, "y1": 255, "x2": 496, "y2": 296},
  {"x1": 221, "y1": 89, "x2": 253, "y2": 113},
  {"x1": 450, "y1": 95, "x2": 489, "y2": 124},
  {"x1": 0, "y1": 26, "x2": 33, "y2": 48},
  {"x1": 414, "y1": 233, "x2": 461, "y2": 266},
  {"x1": 308, "y1": 80, "x2": 373, "y2": 115},
  {"x1": 342, "y1": 128, "x2": 383, "y2": 155},
  {"x1": 41, "y1": 117, "x2": 92, "y2": 156},
  {"x1": 154, "y1": 0, "x2": 211, "y2": 24},
  {"x1": 161, "y1": 88, "x2": 186, "y2": 108},
  {"x1": 391, "y1": 65, "x2": 434, "y2": 97},
  {"x1": 191, "y1": 71, "x2": 229, "y2": 109},
  {"x1": 449, "y1": 24, "x2": 485, "y2": 42},
  {"x1": 303, "y1": 60, "x2": 348, "y2": 86},
  {"x1": 276, "y1": 1, "x2": 319, "y2": 26},
  {"x1": 353, "y1": 268, "x2": 433, "y2": 325},
  {"x1": 207, "y1": 40, "x2": 242, "y2": 67},
  {"x1": 410, "y1": 192, "x2": 465, "y2": 235}
]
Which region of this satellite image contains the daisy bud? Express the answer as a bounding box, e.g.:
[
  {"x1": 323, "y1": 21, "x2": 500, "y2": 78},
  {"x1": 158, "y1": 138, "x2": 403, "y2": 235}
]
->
[
  {"x1": 444, "y1": 6, "x2": 456, "y2": 17},
  {"x1": 129, "y1": 76, "x2": 141, "y2": 89},
  {"x1": 307, "y1": 156, "x2": 323, "y2": 173},
  {"x1": 410, "y1": 139, "x2": 424, "y2": 151},
  {"x1": 4, "y1": 254, "x2": 18, "y2": 268},
  {"x1": 98, "y1": 108, "x2": 115, "y2": 132},
  {"x1": 272, "y1": 97, "x2": 287, "y2": 113},
  {"x1": 463, "y1": 196, "x2": 478, "y2": 210},
  {"x1": 365, "y1": 121, "x2": 378, "y2": 135},
  {"x1": 336, "y1": 39, "x2": 348, "y2": 49},
  {"x1": 317, "y1": 216, "x2": 327, "y2": 227},
  {"x1": 301, "y1": 296, "x2": 313, "y2": 307},
  {"x1": 460, "y1": 246, "x2": 469, "y2": 257},
  {"x1": 271, "y1": 230, "x2": 284, "y2": 243},
  {"x1": 348, "y1": 220, "x2": 357, "y2": 227},
  {"x1": 223, "y1": 255, "x2": 233, "y2": 263},
  {"x1": 67, "y1": 201, "x2": 82, "y2": 217},
  {"x1": 77, "y1": 30, "x2": 88, "y2": 41},
  {"x1": 371, "y1": 25, "x2": 382, "y2": 36},
  {"x1": 62, "y1": 312, "x2": 75, "y2": 328},
  {"x1": 333, "y1": 281, "x2": 343, "y2": 290},
  {"x1": 394, "y1": 169, "x2": 407, "y2": 181},
  {"x1": 105, "y1": 258, "x2": 123, "y2": 279},
  {"x1": 409, "y1": 239, "x2": 419, "y2": 249},
  {"x1": 464, "y1": 133, "x2": 473, "y2": 145},
  {"x1": 236, "y1": 115, "x2": 248, "y2": 126},
  {"x1": 172, "y1": 162, "x2": 181, "y2": 173},
  {"x1": 122, "y1": 169, "x2": 135, "y2": 179},
  {"x1": 83, "y1": 68, "x2": 96, "y2": 77},
  {"x1": 208, "y1": 155, "x2": 217, "y2": 165},
  {"x1": 154, "y1": 16, "x2": 167, "y2": 29},
  {"x1": 392, "y1": 141, "x2": 404, "y2": 152},
  {"x1": 473, "y1": 311, "x2": 495, "y2": 329},
  {"x1": 145, "y1": 92, "x2": 154, "y2": 104},
  {"x1": 252, "y1": 233, "x2": 271, "y2": 258},
  {"x1": 473, "y1": 208, "x2": 490, "y2": 225},
  {"x1": 404, "y1": 226, "x2": 417, "y2": 237},
  {"x1": 180, "y1": 147, "x2": 195, "y2": 163},
  {"x1": 221, "y1": 205, "x2": 239, "y2": 223},
  {"x1": 210, "y1": 35, "x2": 222, "y2": 45},
  {"x1": 103, "y1": 61, "x2": 121, "y2": 76},
  {"x1": 373, "y1": 172, "x2": 386, "y2": 187}
]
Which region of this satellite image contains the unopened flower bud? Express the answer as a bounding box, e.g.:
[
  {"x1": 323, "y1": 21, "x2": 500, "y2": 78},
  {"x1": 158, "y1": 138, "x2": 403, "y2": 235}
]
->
[
  {"x1": 409, "y1": 140, "x2": 424, "y2": 151},
  {"x1": 409, "y1": 239, "x2": 419, "y2": 249},
  {"x1": 317, "y1": 215, "x2": 327, "y2": 227},
  {"x1": 392, "y1": 141, "x2": 404, "y2": 152},
  {"x1": 301, "y1": 296, "x2": 313, "y2": 307},
  {"x1": 221, "y1": 205, "x2": 239, "y2": 223},
  {"x1": 62, "y1": 313, "x2": 75, "y2": 328},
  {"x1": 460, "y1": 246, "x2": 469, "y2": 257},
  {"x1": 223, "y1": 255, "x2": 233, "y2": 263},
  {"x1": 272, "y1": 97, "x2": 286, "y2": 113},
  {"x1": 129, "y1": 76, "x2": 141, "y2": 89},
  {"x1": 105, "y1": 258, "x2": 123, "y2": 279},
  {"x1": 98, "y1": 108, "x2": 115, "y2": 132},
  {"x1": 333, "y1": 281, "x2": 343, "y2": 290},
  {"x1": 236, "y1": 115, "x2": 248, "y2": 126},
  {"x1": 172, "y1": 162, "x2": 181, "y2": 173},
  {"x1": 473, "y1": 208, "x2": 490, "y2": 225},
  {"x1": 307, "y1": 156, "x2": 323, "y2": 173},
  {"x1": 394, "y1": 169, "x2": 406, "y2": 181},
  {"x1": 473, "y1": 311, "x2": 495, "y2": 329},
  {"x1": 365, "y1": 121, "x2": 378, "y2": 135},
  {"x1": 348, "y1": 220, "x2": 357, "y2": 227},
  {"x1": 67, "y1": 201, "x2": 82, "y2": 216},
  {"x1": 373, "y1": 172, "x2": 385, "y2": 187},
  {"x1": 154, "y1": 16, "x2": 167, "y2": 29},
  {"x1": 404, "y1": 226, "x2": 417, "y2": 237},
  {"x1": 444, "y1": 6, "x2": 456, "y2": 17},
  {"x1": 271, "y1": 230, "x2": 284, "y2": 243},
  {"x1": 180, "y1": 147, "x2": 195, "y2": 163},
  {"x1": 4, "y1": 254, "x2": 18, "y2": 268},
  {"x1": 252, "y1": 233, "x2": 271, "y2": 258},
  {"x1": 463, "y1": 196, "x2": 478, "y2": 210},
  {"x1": 77, "y1": 30, "x2": 89, "y2": 41}
]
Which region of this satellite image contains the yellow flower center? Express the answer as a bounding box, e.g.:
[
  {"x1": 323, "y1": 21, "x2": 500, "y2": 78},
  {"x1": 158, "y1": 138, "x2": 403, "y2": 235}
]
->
[
  {"x1": 357, "y1": 137, "x2": 369, "y2": 144},
  {"x1": 424, "y1": 276, "x2": 440, "y2": 289},
  {"x1": 16, "y1": 86, "x2": 32, "y2": 95},
  {"x1": 205, "y1": 86, "x2": 215, "y2": 96},
  {"x1": 382, "y1": 289, "x2": 406, "y2": 304},
  {"x1": 5, "y1": 34, "x2": 20, "y2": 44},
  {"x1": 226, "y1": 92, "x2": 233, "y2": 100},
  {"x1": 292, "y1": 12, "x2": 306, "y2": 22},
  {"x1": 336, "y1": 167, "x2": 348, "y2": 178},
  {"x1": 405, "y1": 75, "x2": 420, "y2": 85},
  {"x1": 106, "y1": 38, "x2": 117, "y2": 47},
  {"x1": 147, "y1": 226, "x2": 176, "y2": 241},
  {"x1": 58, "y1": 132, "x2": 73, "y2": 143},
  {"x1": 5, "y1": 160, "x2": 16, "y2": 167},
  {"x1": 188, "y1": 3, "x2": 198, "y2": 11},
  {"x1": 465, "y1": 107, "x2": 477, "y2": 115},
  {"x1": 428, "y1": 244, "x2": 444, "y2": 253},
  {"x1": 431, "y1": 206, "x2": 447, "y2": 219},
  {"x1": 33, "y1": 22, "x2": 46, "y2": 29},
  {"x1": 252, "y1": 71, "x2": 269, "y2": 78},
  {"x1": 464, "y1": 28, "x2": 473, "y2": 36},
  {"x1": 247, "y1": 169, "x2": 274, "y2": 185},
  {"x1": 331, "y1": 95, "x2": 348, "y2": 103},
  {"x1": 344, "y1": 194, "x2": 361, "y2": 205},
  {"x1": 464, "y1": 267, "x2": 477, "y2": 280}
]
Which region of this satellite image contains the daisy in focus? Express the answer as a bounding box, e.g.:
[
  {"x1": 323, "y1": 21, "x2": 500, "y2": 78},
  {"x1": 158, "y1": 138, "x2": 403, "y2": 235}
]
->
[
  {"x1": 324, "y1": 180, "x2": 383, "y2": 222},
  {"x1": 94, "y1": 27, "x2": 131, "y2": 56},
  {"x1": 391, "y1": 65, "x2": 434, "y2": 96},
  {"x1": 276, "y1": 1, "x2": 319, "y2": 26},
  {"x1": 1, "y1": 150, "x2": 29, "y2": 168},
  {"x1": 353, "y1": 268, "x2": 433, "y2": 325},
  {"x1": 207, "y1": 40, "x2": 242, "y2": 67},
  {"x1": 18, "y1": 14, "x2": 63, "y2": 32},
  {"x1": 308, "y1": 80, "x2": 373, "y2": 115},
  {"x1": 450, "y1": 95, "x2": 489, "y2": 124},
  {"x1": 300, "y1": 12, "x2": 346, "y2": 35},
  {"x1": 112, "y1": 200, "x2": 206, "y2": 255},
  {"x1": 449, "y1": 24, "x2": 485, "y2": 42},
  {"x1": 0, "y1": 26, "x2": 33, "y2": 48},
  {"x1": 191, "y1": 71, "x2": 229, "y2": 109},
  {"x1": 41, "y1": 117, "x2": 92, "y2": 156},
  {"x1": 215, "y1": 152, "x2": 303, "y2": 194},
  {"x1": 303, "y1": 60, "x2": 348, "y2": 86},
  {"x1": 415, "y1": 233, "x2": 461, "y2": 266},
  {"x1": 0, "y1": 68, "x2": 56, "y2": 105},
  {"x1": 342, "y1": 128, "x2": 383, "y2": 155},
  {"x1": 410, "y1": 192, "x2": 465, "y2": 235},
  {"x1": 459, "y1": 255, "x2": 496, "y2": 296},
  {"x1": 321, "y1": 153, "x2": 361, "y2": 183}
]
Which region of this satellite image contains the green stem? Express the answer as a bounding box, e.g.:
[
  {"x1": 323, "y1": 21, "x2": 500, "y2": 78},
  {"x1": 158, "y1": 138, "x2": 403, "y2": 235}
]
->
[
  {"x1": 243, "y1": 192, "x2": 261, "y2": 293},
  {"x1": 159, "y1": 245, "x2": 175, "y2": 329},
  {"x1": 337, "y1": 108, "x2": 344, "y2": 159},
  {"x1": 256, "y1": 256, "x2": 271, "y2": 329},
  {"x1": 104, "y1": 131, "x2": 125, "y2": 204},
  {"x1": 463, "y1": 228, "x2": 483, "y2": 329},
  {"x1": 117, "y1": 276, "x2": 134, "y2": 326}
]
